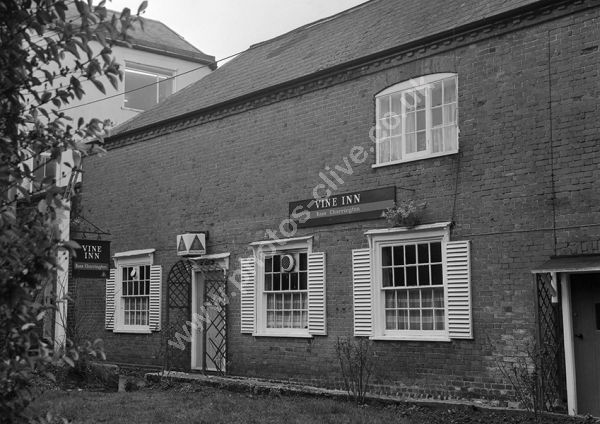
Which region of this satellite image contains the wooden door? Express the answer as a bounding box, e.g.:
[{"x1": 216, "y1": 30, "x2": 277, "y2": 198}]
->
[{"x1": 572, "y1": 273, "x2": 600, "y2": 416}]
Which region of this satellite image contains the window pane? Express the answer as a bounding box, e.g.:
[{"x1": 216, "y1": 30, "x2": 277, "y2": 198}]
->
[
  {"x1": 293, "y1": 293, "x2": 301, "y2": 309},
  {"x1": 416, "y1": 88, "x2": 426, "y2": 110},
  {"x1": 409, "y1": 310, "x2": 421, "y2": 330},
  {"x1": 409, "y1": 290, "x2": 420, "y2": 308},
  {"x1": 432, "y1": 81, "x2": 443, "y2": 107},
  {"x1": 290, "y1": 273, "x2": 298, "y2": 290},
  {"x1": 417, "y1": 131, "x2": 427, "y2": 152},
  {"x1": 406, "y1": 266, "x2": 417, "y2": 286},
  {"x1": 273, "y1": 255, "x2": 280, "y2": 272},
  {"x1": 444, "y1": 126, "x2": 458, "y2": 151},
  {"x1": 432, "y1": 128, "x2": 443, "y2": 153},
  {"x1": 430, "y1": 242, "x2": 442, "y2": 262},
  {"x1": 385, "y1": 291, "x2": 396, "y2": 309},
  {"x1": 158, "y1": 77, "x2": 173, "y2": 102},
  {"x1": 431, "y1": 264, "x2": 443, "y2": 285},
  {"x1": 394, "y1": 267, "x2": 404, "y2": 287},
  {"x1": 432, "y1": 106, "x2": 443, "y2": 127},
  {"x1": 417, "y1": 110, "x2": 426, "y2": 130},
  {"x1": 444, "y1": 78, "x2": 457, "y2": 103},
  {"x1": 405, "y1": 245, "x2": 416, "y2": 264},
  {"x1": 433, "y1": 288, "x2": 444, "y2": 307},
  {"x1": 390, "y1": 93, "x2": 402, "y2": 115},
  {"x1": 299, "y1": 272, "x2": 307, "y2": 290},
  {"x1": 435, "y1": 309, "x2": 445, "y2": 330},
  {"x1": 422, "y1": 289, "x2": 433, "y2": 308},
  {"x1": 406, "y1": 112, "x2": 416, "y2": 133},
  {"x1": 299, "y1": 253, "x2": 307, "y2": 271},
  {"x1": 124, "y1": 71, "x2": 157, "y2": 111},
  {"x1": 267, "y1": 311, "x2": 275, "y2": 327},
  {"x1": 418, "y1": 265, "x2": 430, "y2": 286},
  {"x1": 390, "y1": 115, "x2": 402, "y2": 136},
  {"x1": 275, "y1": 294, "x2": 283, "y2": 309},
  {"x1": 267, "y1": 294, "x2": 275, "y2": 309},
  {"x1": 382, "y1": 268, "x2": 393, "y2": 287},
  {"x1": 443, "y1": 104, "x2": 456, "y2": 125},
  {"x1": 398, "y1": 291, "x2": 408, "y2": 308},
  {"x1": 393, "y1": 246, "x2": 404, "y2": 265},
  {"x1": 281, "y1": 273, "x2": 289, "y2": 291},
  {"x1": 390, "y1": 136, "x2": 402, "y2": 162},
  {"x1": 417, "y1": 244, "x2": 429, "y2": 263},
  {"x1": 398, "y1": 309, "x2": 408, "y2": 330},
  {"x1": 386, "y1": 310, "x2": 397, "y2": 330},
  {"x1": 405, "y1": 92, "x2": 415, "y2": 111},
  {"x1": 265, "y1": 257, "x2": 272, "y2": 272},
  {"x1": 382, "y1": 247, "x2": 392, "y2": 266},
  {"x1": 378, "y1": 96, "x2": 391, "y2": 117},
  {"x1": 422, "y1": 309, "x2": 434, "y2": 330},
  {"x1": 405, "y1": 133, "x2": 416, "y2": 154},
  {"x1": 273, "y1": 274, "x2": 281, "y2": 291},
  {"x1": 378, "y1": 138, "x2": 390, "y2": 163},
  {"x1": 377, "y1": 118, "x2": 390, "y2": 139}
]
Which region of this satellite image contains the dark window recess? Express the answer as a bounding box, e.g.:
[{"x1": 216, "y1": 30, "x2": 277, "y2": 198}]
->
[{"x1": 596, "y1": 303, "x2": 600, "y2": 331}]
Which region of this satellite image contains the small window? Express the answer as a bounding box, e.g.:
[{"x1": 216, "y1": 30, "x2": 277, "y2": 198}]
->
[
  {"x1": 375, "y1": 73, "x2": 458, "y2": 166},
  {"x1": 123, "y1": 64, "x2": 174, "y2": 111},
  {"x1": 106, "y1": 249, "x2": 162, "y2": 334},
  {"x1": 32, "y1": 153, "x2": 57, "y2": 192}
]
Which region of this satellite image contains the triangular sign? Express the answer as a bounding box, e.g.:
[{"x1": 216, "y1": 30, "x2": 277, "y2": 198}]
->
[
  {"x1": 190, "y1": 235, "x2": 204, "y2": 251},
  {"x1": 177, "y1": 236, "x2": 187, "y2": 252}
]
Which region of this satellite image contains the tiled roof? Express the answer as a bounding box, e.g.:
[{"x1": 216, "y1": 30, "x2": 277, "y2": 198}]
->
[
  {"x1": 114, "y1": 0, "x2": 542, "y2": 135},
  {"x1": 124, "y1": 16, "x2": 215, "y2": 65},
  {"x1": 66, "y1": 5, "x2": 215, "y2": 65}
]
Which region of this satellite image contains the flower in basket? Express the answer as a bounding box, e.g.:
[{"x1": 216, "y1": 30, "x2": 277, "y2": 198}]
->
[{"x1": 383, "y1": 200, "x2": 427, "y2": 228}]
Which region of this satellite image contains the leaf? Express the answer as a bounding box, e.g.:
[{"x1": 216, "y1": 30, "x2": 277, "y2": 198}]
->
[
  {"x1": 62, "y1": 240, "x2": 81, "y2": 250},
  {"x1": 137, "y1": 1, "x2": 148, "y2": 15},
  {"x1": 62, "y1": 355, "x2": 74, "y2": 367},
  {"x1": 90, "y1": 78, "x2": 106, "y2": 94}
]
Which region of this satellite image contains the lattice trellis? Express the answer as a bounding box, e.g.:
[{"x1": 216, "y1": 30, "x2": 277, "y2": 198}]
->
[
  {"x1": 535, "y1": 272, "x2": 567, "y2": 412},
  {"x1": 195, "y1": 264, "x2": 228, "y2": 375},
  {"x1": 165, "y1": 260, "x2": 192, "y2": 371}
]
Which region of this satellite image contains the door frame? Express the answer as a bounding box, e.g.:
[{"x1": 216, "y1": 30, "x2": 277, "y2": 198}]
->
[
  {"x1": 559, "y1": 271, "x2": 600, "y2": 416},
  {"x1": 189, "y1": 253, "x2": 230, "y2": 371}
]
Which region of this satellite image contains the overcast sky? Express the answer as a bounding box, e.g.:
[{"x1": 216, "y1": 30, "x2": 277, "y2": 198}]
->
[{"x1": 106, "y1": 0, "x2": 368, "y2": 63}]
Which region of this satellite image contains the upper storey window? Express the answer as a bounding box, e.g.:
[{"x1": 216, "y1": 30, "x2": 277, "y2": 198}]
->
[
  {"x1": 374, "y1": 74, "x2": 458, "y2": 166},
  {"x1": 123, "y1": 62, "x2": 174, "y2": 111}
]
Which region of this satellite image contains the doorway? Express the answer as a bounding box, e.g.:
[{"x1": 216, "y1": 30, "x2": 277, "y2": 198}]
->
[
  {"x1": 191, "y1": 267, "x2": 227, "y2": 373},
  {"x1": 571, "y1": 273, "x2": 600, "y2": 416}
]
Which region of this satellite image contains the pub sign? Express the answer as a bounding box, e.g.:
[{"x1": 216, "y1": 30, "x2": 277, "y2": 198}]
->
[
  {"x1": 72, "y1": 239, "x2": 110, "y2": 278},
  {"x1": 289, "y1": 186, "x2": 396, "y2": 228}
]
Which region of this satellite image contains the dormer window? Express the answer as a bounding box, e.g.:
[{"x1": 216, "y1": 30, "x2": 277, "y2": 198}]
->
[
  {"x1": 374, "y1": 73, "x2": 458, "y2": 167},
  {"x1": 123, "y1": 62, "x2": 174, "y2": 112}
]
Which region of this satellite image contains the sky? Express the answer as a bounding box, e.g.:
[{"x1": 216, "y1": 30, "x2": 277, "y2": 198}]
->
[{"x1": 106, "y1": 0, "x2": 369, "y2": 64}]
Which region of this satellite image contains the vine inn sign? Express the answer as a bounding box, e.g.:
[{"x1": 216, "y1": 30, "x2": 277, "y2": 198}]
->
[{"x1": 67, "y1": 0, "x2": 600, "y2": 418}]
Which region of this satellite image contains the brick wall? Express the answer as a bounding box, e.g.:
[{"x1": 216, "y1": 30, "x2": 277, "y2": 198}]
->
[{"x1": 73, "y1": 6, "x2": 600, "y2": 400}]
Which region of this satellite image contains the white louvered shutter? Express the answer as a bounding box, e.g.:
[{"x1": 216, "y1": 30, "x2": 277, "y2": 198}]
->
[
  {"x1": 149, "y1": 265, "x2": 162, "y2": 331},
  {"x1": 352, "y1": 248, "x2": 373, "y2": 337},
  {"x1": 105, "y1": 269, "x2": 116, "y2": 330},
  {"x1": 445, "y1": 240, "x2": 473, "y2": 339},
  {"x1": 240, "y1": 257, "x2": 256, "y2": 334},
  {"x1": 308, "y1": 252, "x2": 326, "y2": 335}
]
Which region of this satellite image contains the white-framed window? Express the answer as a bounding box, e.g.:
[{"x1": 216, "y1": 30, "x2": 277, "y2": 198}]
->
[
  {"x1": 374, "y1": 73, "x2": 458, "y2": 167},
  {"x1": 105, "y1": 249, "x2": 162, "y2": 334},
  {"x1": 352, "y1": 223, "x2": 472, "y2": 341},
  {"x1": 19, "y1": 150, "x2": 81, "y2": 196},
  {"x1": 240, "y1": 236, "x2": 327, "y2": 338},
  {"x1": 123, "y1": 62, "x2": 174, "y2": 111}
]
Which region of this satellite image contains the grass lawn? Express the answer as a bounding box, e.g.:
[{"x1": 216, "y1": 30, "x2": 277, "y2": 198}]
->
[{"x1": 29, "y1": 385, "x2": 592, "y2": 424}]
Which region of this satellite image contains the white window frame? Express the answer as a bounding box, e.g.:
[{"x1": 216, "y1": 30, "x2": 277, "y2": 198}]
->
[
  {"x1": 123, "y1": 62, "x2": 175, "y2": 112},
  {"x1": 112, "y1": 249, "x2": 155, "y2": 334},
  {"x1": 367, "y1": 223, "x2": 451, "y2": 342},
  {"x1": 373, "y1": 73, "x2": 459, "y2": 168},
  {"x1": 250, "y1": 236, "x2": 314, "y2": 338}
]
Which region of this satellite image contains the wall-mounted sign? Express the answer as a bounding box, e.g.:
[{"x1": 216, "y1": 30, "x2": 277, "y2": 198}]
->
[
  {"x1": 72, "y1": 239, "x2": 110, "y2": 278},
  {"x1": 177, "y1": 232, "x2": 207, "y2": 256},
  {"x1": 289, "y1": 186, "x2": 396, "y2": 228}
]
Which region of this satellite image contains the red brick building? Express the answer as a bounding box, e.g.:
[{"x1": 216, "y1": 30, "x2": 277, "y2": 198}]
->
[{"x1": 71, "y1": 0, "x2": 600, "y2": 416}]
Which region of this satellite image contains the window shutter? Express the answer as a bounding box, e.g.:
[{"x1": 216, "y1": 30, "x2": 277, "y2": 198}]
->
[
  {"x1": 308, "y1": 252, "x2": 326, "y2": 335},
  {"x1": 240, "y1": 257, "x2": 255, "y2": 334},
  {"x1": 149, "y1": 265, "x2": 162, "y2": 331},
  {"x1": 445, "y1": 240, "x2": 472, "y2": 339},
  {"x1": 105, "y1": 269, "x2": 116, "y2": 330},
  {"x1": 352, "y1": 248, "x2": 373, "y2": 337}
]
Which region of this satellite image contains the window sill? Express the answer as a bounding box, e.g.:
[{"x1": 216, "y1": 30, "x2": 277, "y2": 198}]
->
[
  {"x1": 252, "y1": 331, "x2": 313, "y2": 339},
  {"x1": 372, "y1": 150, "x2": 458, "y2": 168},
  {"x1": 113, "y1": 327, "x2": 152, "y2": 334},
  {"x1": 370, "y1": 335, "x2": 451, "y2": 342}
]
